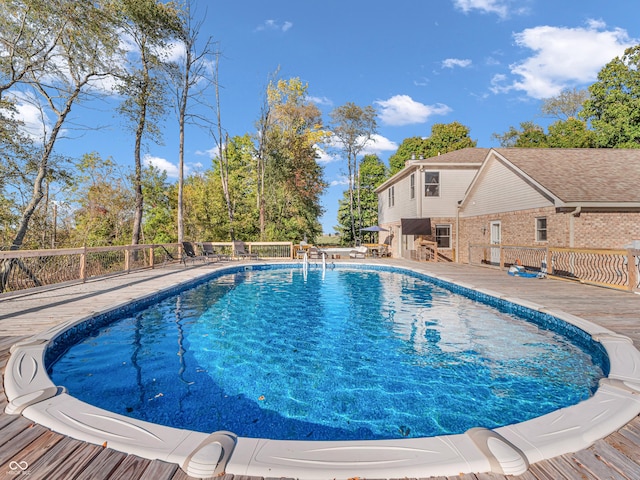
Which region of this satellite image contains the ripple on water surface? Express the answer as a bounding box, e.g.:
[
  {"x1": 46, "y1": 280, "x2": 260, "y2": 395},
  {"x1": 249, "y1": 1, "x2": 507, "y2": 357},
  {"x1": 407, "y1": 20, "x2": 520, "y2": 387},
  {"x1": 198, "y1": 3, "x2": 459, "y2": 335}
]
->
[{"x1": 49, "y1": 267, "x2": 604, "y2": 440}]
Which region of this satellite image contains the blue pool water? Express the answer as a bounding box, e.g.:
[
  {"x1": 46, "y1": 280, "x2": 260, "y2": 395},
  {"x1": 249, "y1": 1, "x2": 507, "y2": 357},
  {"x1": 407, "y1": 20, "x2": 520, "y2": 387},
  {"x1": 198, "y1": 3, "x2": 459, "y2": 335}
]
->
[{"x1": 48, "y1": 265, "x2": 605, "y2": 441}]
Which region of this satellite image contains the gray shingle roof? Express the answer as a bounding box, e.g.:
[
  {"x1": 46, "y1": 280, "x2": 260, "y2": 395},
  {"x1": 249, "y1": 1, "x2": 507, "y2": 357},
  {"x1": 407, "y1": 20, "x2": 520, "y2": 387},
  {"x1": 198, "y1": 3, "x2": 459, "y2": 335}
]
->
[
  {"x1": 494, "y1": 148, "x2": 640, "y2": 203},
  {"x1": 415, "y1": 147, "x2": 490, "y2": 164}
]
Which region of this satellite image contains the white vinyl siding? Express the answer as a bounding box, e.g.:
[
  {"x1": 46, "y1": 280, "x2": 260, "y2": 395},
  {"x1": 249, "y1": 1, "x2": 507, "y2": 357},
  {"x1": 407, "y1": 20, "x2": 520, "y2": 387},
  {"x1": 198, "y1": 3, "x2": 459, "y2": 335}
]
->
[
  {"x1": 379, "y1": 171, "x2": 417, "y2": 223},
  {"x1": 420, "y1": 169, "x2": 477, "y2": 217},
  {"x1": 462, "y1": 159, "x2": 553, "y2": 217}
]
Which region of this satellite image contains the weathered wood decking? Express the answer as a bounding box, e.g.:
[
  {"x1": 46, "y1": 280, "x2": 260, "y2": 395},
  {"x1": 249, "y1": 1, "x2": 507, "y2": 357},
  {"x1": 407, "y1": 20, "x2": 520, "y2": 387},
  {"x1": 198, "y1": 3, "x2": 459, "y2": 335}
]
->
[{"x1": 1, "y1": 259, "x2": 640, "y2": 480}]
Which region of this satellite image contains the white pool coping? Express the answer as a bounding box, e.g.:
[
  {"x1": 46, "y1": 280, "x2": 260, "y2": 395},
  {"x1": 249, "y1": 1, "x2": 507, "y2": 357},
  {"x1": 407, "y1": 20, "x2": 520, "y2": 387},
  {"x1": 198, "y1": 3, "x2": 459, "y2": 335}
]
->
[{"x1": 4, "y1": 262, "x2": 640, "y2": 479}]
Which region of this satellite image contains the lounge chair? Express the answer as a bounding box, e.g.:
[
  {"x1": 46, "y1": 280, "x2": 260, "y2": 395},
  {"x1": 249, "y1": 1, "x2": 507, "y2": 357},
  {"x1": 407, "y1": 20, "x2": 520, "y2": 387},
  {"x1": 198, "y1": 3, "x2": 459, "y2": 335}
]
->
[
  {"x1": 307, "y1": 246, "x2": 327, "y2": 260},
  {"x1": 200, "y1": 242, "x2": 231, "y2": 262},
  {"x1": 182, "y1": 241, "x2": 206, "y2": 265},
  {"x1": 233, "y1": 240, "x2": 258, "y2": 260},
  {"x1": 349, "y1": 246, "x2": 368, "y2": 259}
]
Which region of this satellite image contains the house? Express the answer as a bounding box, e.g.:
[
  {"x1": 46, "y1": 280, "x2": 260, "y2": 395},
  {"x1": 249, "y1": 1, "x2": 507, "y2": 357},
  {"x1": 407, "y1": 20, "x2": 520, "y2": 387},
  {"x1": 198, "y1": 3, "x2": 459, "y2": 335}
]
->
[
  {"x1": 377, "y1": 148, "x2": 640, "y2": 263},
  {"x1": 457, "y1": 148, "x2": 640, "y2": 263},
  {"x1": 376, "y1": 148, "x2": 488, "y2": 259}
]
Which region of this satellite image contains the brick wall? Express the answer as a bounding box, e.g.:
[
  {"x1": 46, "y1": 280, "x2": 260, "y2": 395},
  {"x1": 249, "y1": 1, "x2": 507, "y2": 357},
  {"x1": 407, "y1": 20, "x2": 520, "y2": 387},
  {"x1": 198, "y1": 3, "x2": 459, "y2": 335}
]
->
[{"x1": 457, "y1": 208, "x2": 640, "y2": 263}]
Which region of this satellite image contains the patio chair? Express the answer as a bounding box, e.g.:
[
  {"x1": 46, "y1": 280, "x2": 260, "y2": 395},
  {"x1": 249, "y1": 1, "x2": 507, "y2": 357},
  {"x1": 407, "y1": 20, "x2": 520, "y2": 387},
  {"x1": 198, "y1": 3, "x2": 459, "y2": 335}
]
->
[
  {"x1": 200, "y1": 242, "x2": 231, "y2": 262},
  {"x1": 307, "y1": 246, "x2": 327, "y2": 260},
  {"x1": 182, "y1": 241, "x2": 206, "y2": 265},
  {"x1": 349, "y1": 246, "x2": 368, "y2": 259},
  {"x1": 233, "y1": 240, "x2": 258, "y2": 260}
]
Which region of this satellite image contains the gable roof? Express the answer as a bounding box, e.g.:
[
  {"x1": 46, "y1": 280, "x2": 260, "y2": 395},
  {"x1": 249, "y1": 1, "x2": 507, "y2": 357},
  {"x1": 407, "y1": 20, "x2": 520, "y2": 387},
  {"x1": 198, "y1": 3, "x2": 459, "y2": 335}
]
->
[
  {"x1": 375, "y1": 147, "x2": 488, "y2": 192},
  {"x1": 493, "y1": 148, "x2": 640, "y2": 204}
]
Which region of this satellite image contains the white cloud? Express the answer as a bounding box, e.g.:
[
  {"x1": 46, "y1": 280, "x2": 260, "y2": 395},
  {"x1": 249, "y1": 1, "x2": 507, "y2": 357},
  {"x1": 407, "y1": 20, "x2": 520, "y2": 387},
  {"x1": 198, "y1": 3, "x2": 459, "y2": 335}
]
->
[
  {"x1": 143, "y1": 154, "x2": 179, "y2": 178},
  {"x1": 329, "y1": 175, "x2": 349, "y2": 187},
  {"x1": 504, "y1": 21, "x2": 635, "y2": 99},
  {"x1": 195, "y1": 146, "x2": 219, "y2": 158},
  {"x1": 442, "y1": 58, "x2": 472, "y2": 69},
  {"x1": 308, "y1": 95, "x2": 333, "y2": 107},
  {"x1": 255, "y1": 19, "x2": 293, "y2": 33},
  {"x1": 314, "y1": 144, "x2": 339, "y2": 164},
  {"x1": 362, "y1": 134, "x2": 398, "y2": 156},
  {"x1": 452, "y1": 0, "x2": 511, "y2": 18},
  {"x1": 15, "y1": 100, "x2": 50, "y2": 141},
  {"x1": 4, "y1": 92, "x2": 56, "y2": 142},
  {"x1": 375, "y1": 95, "x2": 451, "y2": 126}
]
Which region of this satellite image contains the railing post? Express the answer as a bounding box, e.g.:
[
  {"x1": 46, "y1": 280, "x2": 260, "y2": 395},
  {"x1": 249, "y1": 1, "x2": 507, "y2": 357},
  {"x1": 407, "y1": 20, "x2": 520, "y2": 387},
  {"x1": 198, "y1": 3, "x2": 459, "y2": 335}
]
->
[
  {"x1": 434, "y1": 243, "x2": 438, "y2": 263},
  {"x1": 628, "y1": 249, "x2": 637, "y2": 292},
  {"x1": 150, "y1": 246, "x2": 155, "y2": 269},
  {"x1": 125, "y1": 247, "x2": 131, "y2": 272},
  {"x1": 545, "y1": 246, "x2": 550, "y2": 275},
  {"x1": 499, "y1": 244, "x2": 504, "y2": 269},
  {"x1": 80, "y1": 245, "x2": 87, "y2": 283}
]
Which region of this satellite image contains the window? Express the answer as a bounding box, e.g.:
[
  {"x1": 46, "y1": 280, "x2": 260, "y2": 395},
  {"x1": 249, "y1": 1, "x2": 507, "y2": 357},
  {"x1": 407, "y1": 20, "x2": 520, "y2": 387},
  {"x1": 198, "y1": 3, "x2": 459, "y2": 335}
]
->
[
  {"x1": 424, "y1": 171, "x2": 440, "y2": 197},
  {"x1": 410, "y1": 173, "x2": 415, "y2": 199},
  {"x1": 435, "y1": 224, "x2": 451, "y2": 248},
  {"x1": 536, "y1": 217, "x2": 547, "y2": 241},
  {"x1": 388, "y1": 186, "x2": 395, "y2": 207}
]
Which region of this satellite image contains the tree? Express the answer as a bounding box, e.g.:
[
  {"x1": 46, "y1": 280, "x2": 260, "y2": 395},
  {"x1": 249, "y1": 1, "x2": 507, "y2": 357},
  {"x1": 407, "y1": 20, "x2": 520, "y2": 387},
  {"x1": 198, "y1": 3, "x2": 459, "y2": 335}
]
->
[
  {"x1": 167, "y1": 0, "x2": 217, "y2": 244},
  {"x1": 388, "y1": 122, "x2": 476, "y2": 175},
  {"x1": 358, "y1": 154, "x2": 386, "y2": 242},
  {"x1": 257, "y1": 77, "x2": 329, "y2": 241},
  {"x1": 492, "y1": 121, "x2": 549, "y2": 148},
  {"x1": 115, "y1": 0, "x2": 182, "y2": 246},
  {"x1": 541, "y1": 87, "x2": 589, "y2": 120},
  {"x1": 581, "y1": 44, "x2": 640, "y2": 148},
  {"x1": 69, "y1": 152, "x2": 134, "y2": 246},
  {"x1": 329, "y1": 102, "x2": 377, "y2": 242},
  {"x1": 0, "y1": 0, "x2": 121, "y2": 252},
  {"x1": 546, "y1": 118, "x2": 596, "y2": 148}
]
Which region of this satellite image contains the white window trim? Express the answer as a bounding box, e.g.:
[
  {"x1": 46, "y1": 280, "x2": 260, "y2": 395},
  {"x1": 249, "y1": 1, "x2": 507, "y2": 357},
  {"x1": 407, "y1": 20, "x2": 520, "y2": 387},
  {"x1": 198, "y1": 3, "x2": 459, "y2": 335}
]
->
[
  {"x1": 535, "y1": 217, "x2": 547, "y2": 242},
  {"x1": 435, "y1": 223, "x2": 452, "y2": 249},
  {"x1": 424, "y1": 171, "x2": 440, "y2": 197}
]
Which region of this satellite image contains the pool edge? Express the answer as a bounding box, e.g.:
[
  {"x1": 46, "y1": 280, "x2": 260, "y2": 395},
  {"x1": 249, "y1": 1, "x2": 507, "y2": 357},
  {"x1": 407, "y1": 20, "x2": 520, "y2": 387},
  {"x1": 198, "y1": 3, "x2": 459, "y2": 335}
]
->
[{"x1": 4, "y1": 261, "x2": 640, "y2": 479}]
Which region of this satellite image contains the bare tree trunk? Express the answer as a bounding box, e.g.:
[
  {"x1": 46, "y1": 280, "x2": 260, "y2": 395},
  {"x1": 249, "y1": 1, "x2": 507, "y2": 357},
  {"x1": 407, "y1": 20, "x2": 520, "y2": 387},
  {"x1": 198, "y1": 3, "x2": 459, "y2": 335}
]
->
[
  {"x1": 131, "y1": 56, "x2": 150, "y2": 247},
  {"x1": 348, "y1": 153, "x2": 356, "y2": 242},
  {"x1": 214, "y1": 54, "x2": 234, "y2": 241}
]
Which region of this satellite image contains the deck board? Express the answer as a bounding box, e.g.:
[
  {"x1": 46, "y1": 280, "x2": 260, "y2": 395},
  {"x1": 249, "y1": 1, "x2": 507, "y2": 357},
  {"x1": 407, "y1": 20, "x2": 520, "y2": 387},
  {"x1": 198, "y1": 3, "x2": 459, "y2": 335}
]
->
[{"x1": 1, "y1": 260, "x2": 640, "y2": 479}]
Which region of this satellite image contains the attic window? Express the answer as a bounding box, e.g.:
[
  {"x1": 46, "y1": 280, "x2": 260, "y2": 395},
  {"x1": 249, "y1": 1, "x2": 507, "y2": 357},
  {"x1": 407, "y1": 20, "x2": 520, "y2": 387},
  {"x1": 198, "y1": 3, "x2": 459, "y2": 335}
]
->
[{"x1": 424, "y1": 171, "x2": 439, "y2": 197}]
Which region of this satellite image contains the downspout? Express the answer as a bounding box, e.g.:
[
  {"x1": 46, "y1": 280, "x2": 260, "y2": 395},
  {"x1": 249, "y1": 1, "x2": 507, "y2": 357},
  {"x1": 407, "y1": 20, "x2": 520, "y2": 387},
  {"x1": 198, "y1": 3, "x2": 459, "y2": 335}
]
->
[
  {"x1": 456, "y1": 200, "x2": 461, "y2": 263},
  {"x1": 569, "y1": 206, "x2": 581, "y2": 247}
]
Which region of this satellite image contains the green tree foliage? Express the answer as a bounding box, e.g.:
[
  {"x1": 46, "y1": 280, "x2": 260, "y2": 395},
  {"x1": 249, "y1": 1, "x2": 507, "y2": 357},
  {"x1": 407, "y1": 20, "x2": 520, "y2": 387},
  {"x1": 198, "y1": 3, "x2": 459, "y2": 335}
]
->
[
  {"x1": 188, "y1": 134, "x2": 258, "y2": 242},
  {"x1": 114, "y1": 0, "x2": 182, "y2": 245},
  {"x1": 493, "y1": 119, "x2": 595, "y2": 148},
  {"x1": 0, "y1": 0, "x2": 121, "y2": 250},
  {"x1": 336, "y1": 155, "x2": 387, "y2": 245},
  {"x1": 329, "y1": 102, "x2": 377, "y2": 241},
  {"x1": 258, "y1": 78, "x2": 328, "y2": 242},
  {"x1": 546, "y1": 118, "x2": 596, "y2": 148},
  {"x1": 142, "y1": 164, "x2": 175, "y2": 243},
  {"x1": 581, "y1": 45, "x2": 640, "y2": 148},
  {"x1": 388, "y1": 122, "x2": 476, "y2": 175},
  {"x1": 69, "y1": 153, "x2": 134, "y2": 246},
  {"x1": 492, "y1": 121, "x2": 549, "y2": 148}
]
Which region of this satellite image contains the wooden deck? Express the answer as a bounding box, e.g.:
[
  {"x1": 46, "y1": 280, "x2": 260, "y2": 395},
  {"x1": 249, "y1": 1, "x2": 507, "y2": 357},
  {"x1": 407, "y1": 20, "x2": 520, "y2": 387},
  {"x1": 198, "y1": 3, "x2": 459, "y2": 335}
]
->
[{"x1": 1, "y1": 259, "x2": 640, "y2": 479}]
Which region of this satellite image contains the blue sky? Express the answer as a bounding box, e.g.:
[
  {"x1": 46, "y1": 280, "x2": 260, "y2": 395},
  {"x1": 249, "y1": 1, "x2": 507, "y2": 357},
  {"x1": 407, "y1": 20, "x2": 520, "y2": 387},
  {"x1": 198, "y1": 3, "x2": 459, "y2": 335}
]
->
[{"x1": 26, "y1": 0, "x2": 640, "y2": 234}]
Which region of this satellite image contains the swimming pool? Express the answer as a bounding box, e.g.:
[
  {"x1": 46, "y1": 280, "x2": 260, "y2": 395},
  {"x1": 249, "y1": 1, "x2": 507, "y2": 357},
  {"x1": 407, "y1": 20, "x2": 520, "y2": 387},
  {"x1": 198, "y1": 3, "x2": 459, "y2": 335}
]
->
[
  {"x1": 5, "y1": 262, "x2": 640, "y2": 479},
  {"x1": 48, "y1": 265, "x2": 605, "y2": 441}
]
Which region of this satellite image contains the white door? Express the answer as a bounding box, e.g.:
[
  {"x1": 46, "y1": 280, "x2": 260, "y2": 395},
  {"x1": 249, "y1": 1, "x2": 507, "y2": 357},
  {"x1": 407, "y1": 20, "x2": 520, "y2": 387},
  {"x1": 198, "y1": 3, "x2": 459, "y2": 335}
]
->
[{"x1": 490, "y1": 221, "x2": 501, "y2": 265}]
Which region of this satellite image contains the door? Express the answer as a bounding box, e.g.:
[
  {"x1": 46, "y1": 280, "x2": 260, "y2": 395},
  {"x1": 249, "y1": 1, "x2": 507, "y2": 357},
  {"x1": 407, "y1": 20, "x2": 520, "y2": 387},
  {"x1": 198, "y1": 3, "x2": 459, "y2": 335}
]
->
[{"x1": 490, "y1": 221, "x2": 501, "y2": 265}]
